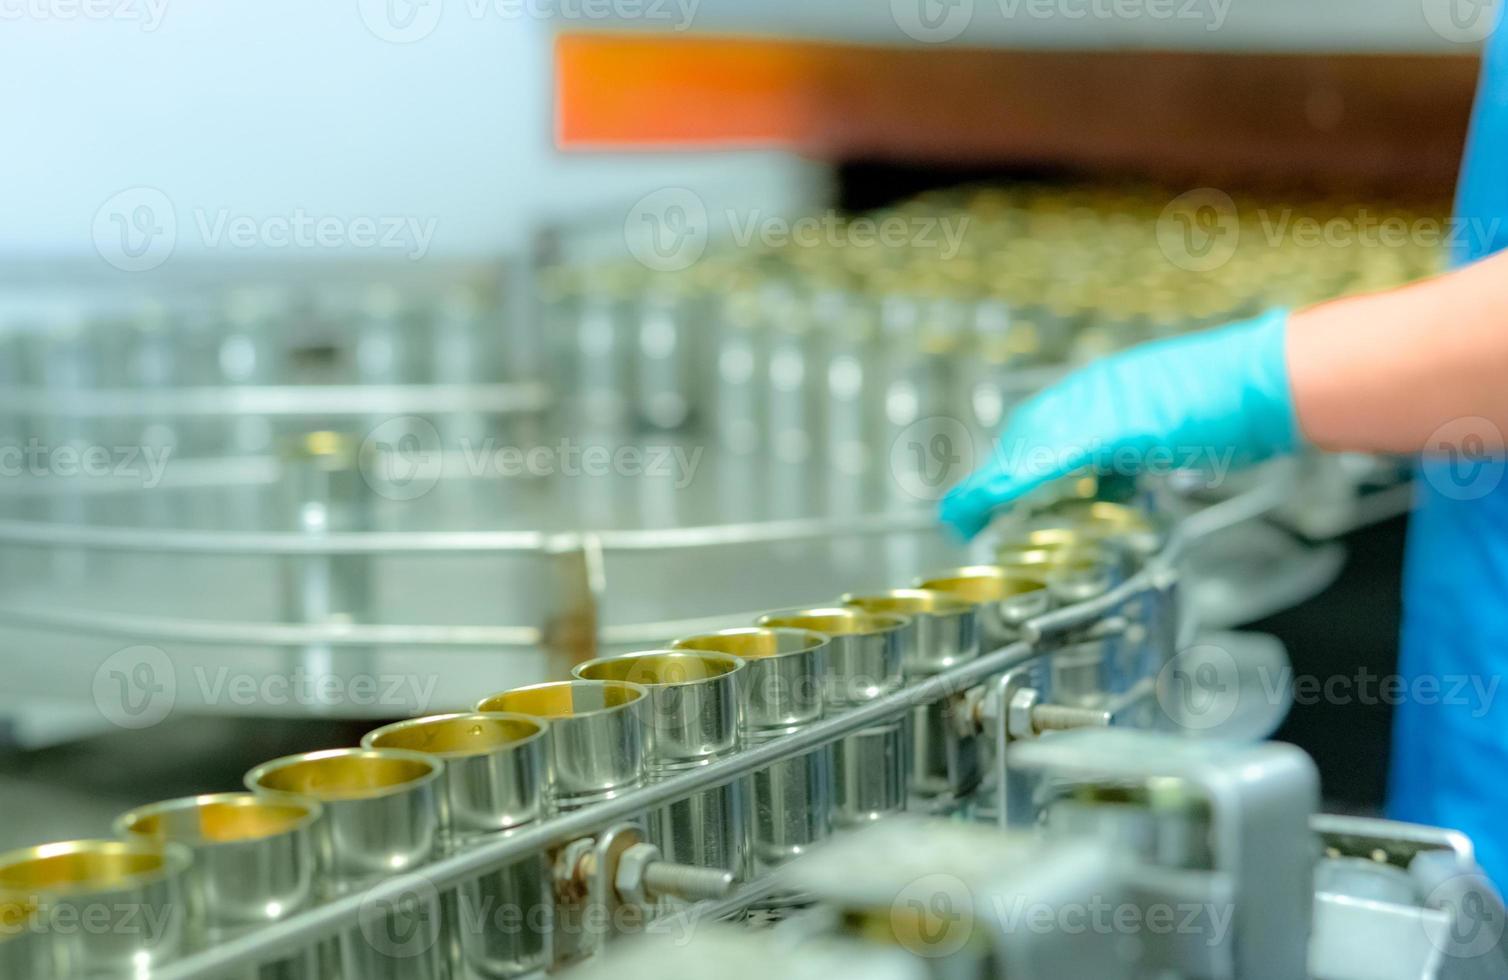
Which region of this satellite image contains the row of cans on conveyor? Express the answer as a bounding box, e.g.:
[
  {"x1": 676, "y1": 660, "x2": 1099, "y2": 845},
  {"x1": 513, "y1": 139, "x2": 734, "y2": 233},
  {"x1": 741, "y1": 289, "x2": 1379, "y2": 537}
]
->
[{"x1": 0, "y1": 499, "x2": 1170, "y2": 979}]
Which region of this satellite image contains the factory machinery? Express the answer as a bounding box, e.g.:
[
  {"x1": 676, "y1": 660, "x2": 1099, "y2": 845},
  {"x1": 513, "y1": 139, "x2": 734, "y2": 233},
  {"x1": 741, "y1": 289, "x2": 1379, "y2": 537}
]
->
[
  {"x1": 0, "y1": 181, "x2": 1487, "y2": 978},
  {"x1": 1, "y1": 495, "x2": 1503, "y2": 979}
]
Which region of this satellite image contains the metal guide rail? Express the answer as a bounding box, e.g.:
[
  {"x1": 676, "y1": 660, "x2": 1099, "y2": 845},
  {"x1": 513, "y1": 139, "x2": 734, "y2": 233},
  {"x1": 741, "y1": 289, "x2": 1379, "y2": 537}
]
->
[{"x1": 145, "y1": 548, "x2": 1168, "y2": 980}]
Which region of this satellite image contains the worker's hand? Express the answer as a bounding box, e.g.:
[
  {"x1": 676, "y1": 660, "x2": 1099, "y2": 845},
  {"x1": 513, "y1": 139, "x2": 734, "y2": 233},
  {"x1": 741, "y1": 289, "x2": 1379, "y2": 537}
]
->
[{"x1": 940, "y1": 309, "x2": 1299, "y2": 538}]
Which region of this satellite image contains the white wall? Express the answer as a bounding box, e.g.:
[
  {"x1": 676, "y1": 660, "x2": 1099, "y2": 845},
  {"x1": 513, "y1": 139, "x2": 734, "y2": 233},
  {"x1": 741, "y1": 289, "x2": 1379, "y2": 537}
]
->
[{"x1": 0, "y1": 1, "x2": 826, "y2": 264}]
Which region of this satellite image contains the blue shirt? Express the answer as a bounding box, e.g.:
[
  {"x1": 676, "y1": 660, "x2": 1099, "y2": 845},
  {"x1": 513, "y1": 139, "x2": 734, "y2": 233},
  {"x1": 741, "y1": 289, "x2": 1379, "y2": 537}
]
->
[{"x1": 1387, "y1": 19, "x2": 1508, "y2": 886}]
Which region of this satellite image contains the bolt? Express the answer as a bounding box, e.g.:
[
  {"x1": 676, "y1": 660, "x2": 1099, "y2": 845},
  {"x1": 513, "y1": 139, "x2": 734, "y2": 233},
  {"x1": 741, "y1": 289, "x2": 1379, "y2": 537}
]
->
[
  {"x1": 1030, "y1": 703, "x2": 1111, "y2": 733},
  {"x1": 642, "y1": 861, "x2": 735, "y2": 902},
  {"x1": 612, "y1": 842, "x2": 735, "y2": 907},
  {"x1": 1005, "y1": 685, "x2": 1112, "y2": 740}
]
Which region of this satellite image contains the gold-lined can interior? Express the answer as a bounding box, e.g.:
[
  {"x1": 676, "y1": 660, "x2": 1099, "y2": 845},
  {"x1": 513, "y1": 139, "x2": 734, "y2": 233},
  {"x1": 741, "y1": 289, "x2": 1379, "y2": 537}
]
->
[
  {"x1": 916, "y1": 566, "x2": 1048, "y2": 604},
  {"x1": 672, "y1": 627, "x2": 827, "y2": 660},
  {"x1": 575, "y1": 651, "x2": 742, "y2": 686},
  {"x1": 117, "y1": 793, "x2": 318, "y2": 845},
  {"x1": 757, "y1": 607, "x2": 909, "y2": 637},
  {"x1": 477, "y1": 680, "x2": 646, "y2": 719},
  {"x1": 840, "y1": 589, "x2": 975, "y2": 617},
  {"x1": 247, "y1": 749, "x2": 440, "y2": 801},
  {"x1": 0, "y1": 840, "x2": 182, "y2": 895},
  {"x1": 363, "y1": 712, "x2": 545, "y2": 758}
]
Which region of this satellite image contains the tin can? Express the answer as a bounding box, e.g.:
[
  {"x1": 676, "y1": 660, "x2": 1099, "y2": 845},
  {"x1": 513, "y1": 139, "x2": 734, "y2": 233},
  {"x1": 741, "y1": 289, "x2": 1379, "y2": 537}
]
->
[
  {"x1": 114, "y1": 792, "x2": 322, "y2": 979},
  {"x1": 244, "y1": 747, "x2": 447, "y2": 980},
  {"x1": 362, "y1": 713, "x2": 551, "y2": 979},
  {"x1": 476, "y1": 681, "x2": 648, "y2": 964},
  {"x1": 573, "y1": 651, "x2": 749, "y2": 878},
  {"x1": 996, "y1": 540, "x2": 1125, "y2": 708},
  {"x1": 755, "y1": 608, "x2": 910, "y2": 826},
  {"x1": 914, "y1": 565, "x2": 1050, "y2": 649},
  {"x1": 841, "y1": 590, "x2": 980, "y2": 804},
  {"x1": 278, "y1": 430, "x2": 375, "y2": 713},
  {"x1": 0, "y1": 839, "x2": 191, "y2": 979},
  {"x1": 672, "y1": 628, "x2": 833, "y2": 868},
  {"x1": 476, "y1": 680, "x2": 648, "y2": 814}
]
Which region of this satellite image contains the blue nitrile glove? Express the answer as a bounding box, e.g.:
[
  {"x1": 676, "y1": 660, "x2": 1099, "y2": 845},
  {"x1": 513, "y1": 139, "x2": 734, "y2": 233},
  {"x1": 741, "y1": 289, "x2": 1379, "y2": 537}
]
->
[{"x1": 940, "y1": 309, "x2": 1298, "y2": 538}]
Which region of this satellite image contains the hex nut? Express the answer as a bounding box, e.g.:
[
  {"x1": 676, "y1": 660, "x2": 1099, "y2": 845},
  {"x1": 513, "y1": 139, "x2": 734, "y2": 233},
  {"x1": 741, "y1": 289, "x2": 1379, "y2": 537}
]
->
[
  {"x1": 1006, "y1": 687, "x2": 1041, "y2": 741},
  {"x1": 614, "y1": 842, "x2": 663, "y2": 908}
]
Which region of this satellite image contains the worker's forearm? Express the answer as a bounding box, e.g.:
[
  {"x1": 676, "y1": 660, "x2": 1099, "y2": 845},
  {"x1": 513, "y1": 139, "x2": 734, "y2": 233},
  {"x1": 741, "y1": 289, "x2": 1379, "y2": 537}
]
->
[{"x1": 1287, "y1": 249, "x2": 1508, "y2": 453}]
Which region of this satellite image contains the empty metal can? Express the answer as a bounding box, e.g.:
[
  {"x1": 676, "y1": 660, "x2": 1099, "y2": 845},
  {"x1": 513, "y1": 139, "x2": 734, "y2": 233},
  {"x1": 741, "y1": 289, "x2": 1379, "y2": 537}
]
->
[
  {"x1": 756, "y1": 608, "x2": 910, "y2": 826},
  {"x1": 672, "y1": 628, "x2": 833, "y2": 869},
  {"x1": 278, "y1": 431, "x2": 376, "y2": 713},
  {"x1": 244, "y1": 747, "x2": 447, "y2": 980},
  {"x1": 476, "y1": 680, "x2": 648, "y2": 964},
  {"x1": 362, "y1": 712, "x2": 551, "y2": 979},
  {"x1": 1004, "y1": 516, "x2": 1175, "y2": 712},
  {"x1": 476, "y1": 680, "x2": 648, "y2": 813},
  {"x1": 915, "y1": 565, "x2": 1050, "y2": 649},
  {"x1": 996, "y1": 541, "x2": 1125, "y2": 709},
  {"x1": 113, "y1": 792, "x2": 322, "y2": 979},
  {"x1": 1028, "y1": 500, "x2": 1163, "y2": 561},
  {"x1": 913, "y1": 566, "x2": 1050, "y2": 824},
  {"x1": 0, "y1": 838, "x2": 191, "y2": 979},
  {"x1": 841, "y1": 589, "x2": 981, "y2": 806},
  {"x1": 573, "y1": 651, "x2": 749, "y2": 879}
]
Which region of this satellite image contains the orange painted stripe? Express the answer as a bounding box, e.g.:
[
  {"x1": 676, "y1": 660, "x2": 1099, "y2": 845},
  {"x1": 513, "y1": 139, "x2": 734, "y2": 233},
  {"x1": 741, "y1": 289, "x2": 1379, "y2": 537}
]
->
[{"x1": 556, "y1": 33, "x2": 830, "y2": 148}]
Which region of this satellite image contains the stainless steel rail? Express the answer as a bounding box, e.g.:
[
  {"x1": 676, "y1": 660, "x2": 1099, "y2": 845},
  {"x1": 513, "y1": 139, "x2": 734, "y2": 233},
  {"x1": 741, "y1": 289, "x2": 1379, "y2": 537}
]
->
[
  {"x1": 0, "y1": 509, "x2": 937, "y2": 554},
  {"x1": 0, "y1": 382, "x2": 553, "y2": 418}
]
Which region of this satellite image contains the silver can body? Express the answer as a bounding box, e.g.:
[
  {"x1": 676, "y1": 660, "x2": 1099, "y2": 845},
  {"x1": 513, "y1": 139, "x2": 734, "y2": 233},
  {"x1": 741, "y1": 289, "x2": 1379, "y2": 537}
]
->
[
  {"x1": 755, "y1": 610, "x2": 910, "y2": 828},
  {"x1": 0, "y1": 839, "x2": 191, "y2": 979},
  {"x1": 673, "y1": 628, "x2": 833, "y2": 869},
  {"x1": 244, "y1": 747, "x2": 448, "y2": 980},
  {"x1": 573, "y1": 651, "x2": 749, "y2": 878},
  {"x1": 476, "y1": 681, "x2": 648, "y2": 966},
  {"x1": 277, "y1": 432, "x2": 375, "y2": 711},
  {"x1": 842, "y1": 590, "x2": 982, "y2": 805},
  {"x1": 362, "y1": 712, "x2": 553, "y2": 979},
  {"x1": 477, "y1": 680, "x2": 648, "y2": 814},
  {"x1": 114, "y1": 793, "x2": 323, "y2": 980}
]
